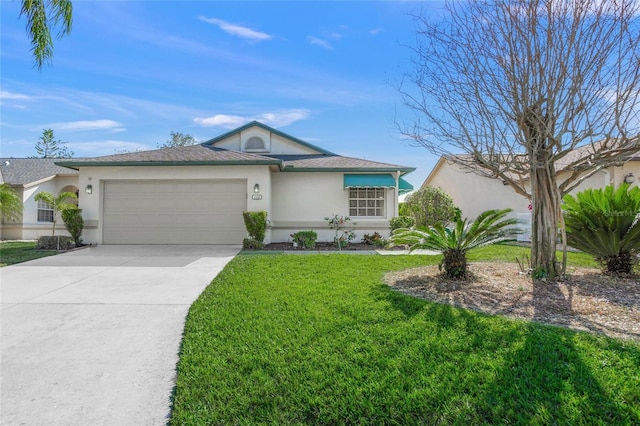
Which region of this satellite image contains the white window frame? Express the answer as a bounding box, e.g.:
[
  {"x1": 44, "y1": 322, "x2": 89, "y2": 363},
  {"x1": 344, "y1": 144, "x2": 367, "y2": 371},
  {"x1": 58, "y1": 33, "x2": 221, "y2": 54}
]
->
[
  {"x1": 348, "y1": 187, "x2": 386, "y2": 217},
  {"x1": 244, "y1": 136, "x2": 269, "y2": 153},
  {"x1": 37, "y1": 199, "x2": 54, "y2": 222}
]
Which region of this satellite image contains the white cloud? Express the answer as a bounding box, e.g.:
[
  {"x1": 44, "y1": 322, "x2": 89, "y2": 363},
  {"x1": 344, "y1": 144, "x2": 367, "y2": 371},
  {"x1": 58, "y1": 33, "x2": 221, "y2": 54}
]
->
[
  {"x1": 369, "y1": 27, "x2": 384, "y2": 36},
  {"x1": 194, "y1": 109, "x2": 311, "y2": 129},
  {"x1": 49, "y1": 119, "x2": 125, "y2": 132},
  {"x1": 0, "y1": 91, "x2": 33, "y2": 100},
  {"x1": 199, "y1": 17, "x2": 272, "y2": 41},
  {"x1": 306, "y1": 36, "x2": 332, "y2": 49}
]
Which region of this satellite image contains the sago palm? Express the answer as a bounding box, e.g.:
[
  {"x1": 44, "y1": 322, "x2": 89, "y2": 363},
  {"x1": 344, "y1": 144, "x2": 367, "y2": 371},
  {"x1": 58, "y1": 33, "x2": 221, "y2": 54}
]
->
[
  {"x1": 390, "y1": 208, "x2": 518, "y2": 278},
  {"x1": 0, "y1": 183, "x2": 23, "y2": 222},
  {"x1": 563, "y1": 184, "x2": 640, "y2": 275}
]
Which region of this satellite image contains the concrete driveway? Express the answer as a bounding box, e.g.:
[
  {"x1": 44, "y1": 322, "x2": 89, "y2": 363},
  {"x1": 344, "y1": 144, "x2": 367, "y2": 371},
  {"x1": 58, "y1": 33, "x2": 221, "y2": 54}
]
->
[{"x1": 1, "y1": 244, "x2": 240, "y2": 426}]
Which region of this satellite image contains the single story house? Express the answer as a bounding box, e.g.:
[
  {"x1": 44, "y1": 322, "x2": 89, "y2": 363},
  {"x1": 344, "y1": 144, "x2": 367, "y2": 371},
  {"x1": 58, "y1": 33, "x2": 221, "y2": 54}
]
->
[
  {"x1": 423, "y1": 144, "x2": 640, "y2": 233},
  {"x1": 46, "y1": 121, "x2": 414, "y2": 245},
  {"x1": 0, "y1": 158, "x2": 79, "y2": 240}
]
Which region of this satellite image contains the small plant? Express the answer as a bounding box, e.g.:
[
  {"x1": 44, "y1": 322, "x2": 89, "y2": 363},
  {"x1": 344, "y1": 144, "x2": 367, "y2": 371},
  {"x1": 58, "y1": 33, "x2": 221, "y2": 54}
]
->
[
  {"x1": 324, "y1": 214, "x2": 356, "y2": 250},
  {"x1": 362, "y1": 232, "x2": 386, "y2": 246},
  {"x1": 390, "y1": 208, "x2": 517, "y2": 279},
  {"x1": 242, "y1": 238, "x2": 264, "y2": 250},
  {"x1": 290, "y1": 230, "x2": 318, "y2": 249},
  {"x1": 33, "y1": 191, "x2": 77, "y2": 237},
  {"x1": 389, "y1": 216, "x2": 415, "y2": 233},
  {"x1": 242, "y1": 211, "x2": 267, "y2": 247},
  {"x1": 61, "y1": 207, "x2": 84, "y2": 247}
]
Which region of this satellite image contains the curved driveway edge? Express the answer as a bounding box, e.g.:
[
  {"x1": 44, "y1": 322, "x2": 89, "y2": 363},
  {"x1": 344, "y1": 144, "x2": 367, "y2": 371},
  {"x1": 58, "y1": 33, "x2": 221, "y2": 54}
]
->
[{"x1": 1, "y1": 245, "x2": 240, "y2": 426}]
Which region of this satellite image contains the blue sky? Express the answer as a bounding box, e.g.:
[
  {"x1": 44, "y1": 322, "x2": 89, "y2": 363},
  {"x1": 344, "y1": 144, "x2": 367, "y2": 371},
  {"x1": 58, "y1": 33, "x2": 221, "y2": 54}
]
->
[{"x1": 1, "y1": 1, "x2": 444, "y2": 187}]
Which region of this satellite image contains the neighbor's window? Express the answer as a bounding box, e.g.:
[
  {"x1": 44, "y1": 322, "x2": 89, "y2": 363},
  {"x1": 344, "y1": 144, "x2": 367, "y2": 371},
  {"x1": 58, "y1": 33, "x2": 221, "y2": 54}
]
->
[
  {"x1": 349, "y1": 188, "x2": 385, "y2": 217},
  {"x1": 37, "y1": 199, "x2": 54, "y2": 222}
]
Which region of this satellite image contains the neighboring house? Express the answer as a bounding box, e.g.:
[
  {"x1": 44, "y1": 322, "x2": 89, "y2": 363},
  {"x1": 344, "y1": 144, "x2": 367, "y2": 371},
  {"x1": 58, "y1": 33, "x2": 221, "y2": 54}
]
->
[
  {"x1": 0, "y1": 158, "x2": 79, "y2": 240},
  {"x1": 55, "y1": 121, "x2": 414, "y2": 245},
  {"x1": 423, "y1": 145, "x2": 640, "y2": 234}
]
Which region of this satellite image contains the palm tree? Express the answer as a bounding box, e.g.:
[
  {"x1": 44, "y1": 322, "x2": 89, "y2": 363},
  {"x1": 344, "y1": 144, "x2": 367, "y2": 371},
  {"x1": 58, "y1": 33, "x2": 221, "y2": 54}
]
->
[
  {"x1": 563, "y1": 184, "x2": 640, "y2": 275},
  {"x1": 0, "y1": 184, "x2": 23, "y2": 222},
  {"x1": 34, "y1": 191, "x2": 77, "y2": 236},
  {"x1": 390, "y1": 208, "x2": 518, "y2": 279},
  {"x1": 20, "y1": 0, "x2": 73, "y2": 69}
]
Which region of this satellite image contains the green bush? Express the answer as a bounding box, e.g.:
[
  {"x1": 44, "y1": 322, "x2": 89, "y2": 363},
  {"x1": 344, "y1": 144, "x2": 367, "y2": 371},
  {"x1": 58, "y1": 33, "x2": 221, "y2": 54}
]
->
[
  {"x1": 389, "y1": 216, "x2": 415, "y2": 233},
  {"x1": 291, "y1": 230, "x2": 317, "y2": 249},
  {"x1": 36, "y1": 236, "x2": 75, "y2": 250},
  {"x1": 563, "y1": 184, "x2": 640, "y2": 275},
  {"x1": 242, "y1": 238, "x2": 264, "y2": 250},
  {"x1": 61, "y1": 207, "x2": 84, "y2": 246},
  {"x1": 242, "y1": 211, "x2": 267, "y2": 243},
  {"x1": 403, "y1": 186, "x2": 458, "y2": 228}
]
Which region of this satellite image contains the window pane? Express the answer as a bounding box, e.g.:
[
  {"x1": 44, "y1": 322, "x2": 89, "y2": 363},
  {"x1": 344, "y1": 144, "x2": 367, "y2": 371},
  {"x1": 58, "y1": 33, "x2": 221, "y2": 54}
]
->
[{"x1": 347, "y1": 186, "x2": 385, "y2": 217}]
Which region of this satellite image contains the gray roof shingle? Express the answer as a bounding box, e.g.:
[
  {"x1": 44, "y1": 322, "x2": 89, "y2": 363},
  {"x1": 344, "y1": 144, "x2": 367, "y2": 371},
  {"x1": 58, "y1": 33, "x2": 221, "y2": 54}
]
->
[
  {"x1": 55, "y1": 145, "x2": 415, "y2": 173},
  {"x1": 0, "y1": 158, "x2": 79, "y2": 186}
]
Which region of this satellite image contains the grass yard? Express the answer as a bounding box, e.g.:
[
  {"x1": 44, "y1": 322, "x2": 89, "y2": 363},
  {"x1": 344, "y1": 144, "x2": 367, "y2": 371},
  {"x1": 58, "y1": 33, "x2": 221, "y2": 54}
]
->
[
  {"x1": 171, "y1": 247, "x2": 639, "y2": 425},
  {"x1": 0, "y1": 241, "x2": 57, "y2": 267}
]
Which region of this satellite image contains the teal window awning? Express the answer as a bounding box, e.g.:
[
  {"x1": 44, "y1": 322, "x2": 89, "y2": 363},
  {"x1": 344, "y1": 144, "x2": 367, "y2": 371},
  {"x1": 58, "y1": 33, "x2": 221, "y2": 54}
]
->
[
  {"x1": 343, "y1": 174, "x2": 414, "y2": 194},
  {"x1": 344, "y1": 174, "x2": 396, "y2": 189},
  {"x1": 398, "y1": 177, "x2": 413, "y2": 195}
]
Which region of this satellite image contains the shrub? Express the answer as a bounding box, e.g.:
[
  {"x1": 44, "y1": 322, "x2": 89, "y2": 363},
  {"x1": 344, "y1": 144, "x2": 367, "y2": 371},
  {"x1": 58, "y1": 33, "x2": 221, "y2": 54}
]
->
[
  {"x1": 324, "y1": 214, "x2": 356, "y2": 250},
  {"x1": 362, "y1": 232, "x2": 386, "y2": 246},
  {"x1": 36, "y1": 236, "x2": 75, "y2": 250},
  {"x1": 61, "y1": 207, "x2": 84, "y2": 246},
  {"x1": 389, "y1": 216, "x2": 415, "y2": 233},
  {"x1": 242, "y1": 211, "x2": 267, "y2": 243},
  {"x1": 562, "y1": 184, "x2": 640, "y2": 275},
  {"x1": 291, "y1": 230, "x2": 317, "y2": 249},
  {"x1": 389, "y1": 208, "x2": 517, "y2": 279},
  {"x1": 242, "y1": 238, "x2": 264, "y2": 250},
  {"x1": 403, "y1": 186, "x2": 458, "y2": 228}
]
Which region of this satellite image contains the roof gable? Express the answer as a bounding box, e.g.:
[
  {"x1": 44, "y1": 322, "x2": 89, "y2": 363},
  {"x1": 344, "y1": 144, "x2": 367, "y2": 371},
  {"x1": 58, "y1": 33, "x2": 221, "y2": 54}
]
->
[{"x1": 203, "y1": 121, "x2": 336, "y2": 156}]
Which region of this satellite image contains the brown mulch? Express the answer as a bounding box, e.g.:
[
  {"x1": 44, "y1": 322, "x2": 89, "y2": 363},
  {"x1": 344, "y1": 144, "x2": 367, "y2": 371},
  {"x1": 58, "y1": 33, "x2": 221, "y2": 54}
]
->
[
  {"x1": 263, "y1": 242, "x2": 396, "y2": 251},
  {"x1": 384, "y1": 263, "x2": 640, "y2": 341}
]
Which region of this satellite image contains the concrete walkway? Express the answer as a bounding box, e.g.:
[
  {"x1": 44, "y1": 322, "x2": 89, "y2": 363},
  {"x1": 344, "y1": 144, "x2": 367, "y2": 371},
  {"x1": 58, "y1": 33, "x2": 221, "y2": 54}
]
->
[{"x1": 1, "y1": 245, "x2": 240, "y2": 426}]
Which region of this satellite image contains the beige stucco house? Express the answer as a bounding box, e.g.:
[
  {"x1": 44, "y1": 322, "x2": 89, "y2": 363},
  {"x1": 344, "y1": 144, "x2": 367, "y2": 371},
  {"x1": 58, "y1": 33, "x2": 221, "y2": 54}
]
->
[
  {"x1": 0, "y1": 158, "x2": 79, "y2": 240},
  {"x1": 44, "y1": 121, "x2": 414, "y2": 245},
  {"x1": 423, "y1": 147, "x2": 640, "y2": 228}
]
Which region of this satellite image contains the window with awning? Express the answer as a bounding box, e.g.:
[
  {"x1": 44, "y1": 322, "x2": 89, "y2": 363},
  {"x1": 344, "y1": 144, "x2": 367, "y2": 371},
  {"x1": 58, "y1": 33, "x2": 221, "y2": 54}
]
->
[{"x1": 343, "y1": 174, "x2": 414, "y2": 194}]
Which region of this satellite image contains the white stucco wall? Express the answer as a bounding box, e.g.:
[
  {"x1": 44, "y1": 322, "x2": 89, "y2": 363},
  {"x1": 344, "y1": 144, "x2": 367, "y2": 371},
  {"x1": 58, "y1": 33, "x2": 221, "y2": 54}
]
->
[
  {"x1": 77, "y1": 165, "x2": 272, "y2": 244},
  {"x1": 427, "y1": 161, "x2": 530, "y2": 220},
  {"x1": 0, "y1": 176, "x2": 79, "y2": 240},
  {"x1": 270, "y1": 172, "x2": 397, "y2": 242}
]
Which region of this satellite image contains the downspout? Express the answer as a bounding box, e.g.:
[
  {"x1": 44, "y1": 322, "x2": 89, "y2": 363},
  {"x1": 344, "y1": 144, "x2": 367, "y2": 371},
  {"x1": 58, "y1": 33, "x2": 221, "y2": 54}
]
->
[{"x1": 395, "y1": 170, "x2": 401, "y2": 217}]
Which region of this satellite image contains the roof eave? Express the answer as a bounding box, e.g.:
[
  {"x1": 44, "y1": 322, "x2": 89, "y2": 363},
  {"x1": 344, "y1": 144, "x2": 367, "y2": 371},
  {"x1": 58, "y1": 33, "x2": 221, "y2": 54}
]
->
[
  {"x1": 55, "y1": 160, "x2": 283, "y2": 169},
  {"x1": 283, "y1": 166, "x2": 415, "y2": 174}
]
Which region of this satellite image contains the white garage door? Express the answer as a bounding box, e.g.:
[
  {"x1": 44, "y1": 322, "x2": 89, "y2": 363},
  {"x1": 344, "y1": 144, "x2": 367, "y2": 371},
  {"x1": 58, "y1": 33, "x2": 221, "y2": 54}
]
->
[{"x1": 103, "y1": 180, "x2": 247, "y2": 244}]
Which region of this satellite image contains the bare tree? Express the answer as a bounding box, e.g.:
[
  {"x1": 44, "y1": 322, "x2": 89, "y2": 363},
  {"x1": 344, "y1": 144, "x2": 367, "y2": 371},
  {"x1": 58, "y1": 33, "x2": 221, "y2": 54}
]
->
[{"x1": 397, "y1": 0, "x2": 640, "y2": 278}]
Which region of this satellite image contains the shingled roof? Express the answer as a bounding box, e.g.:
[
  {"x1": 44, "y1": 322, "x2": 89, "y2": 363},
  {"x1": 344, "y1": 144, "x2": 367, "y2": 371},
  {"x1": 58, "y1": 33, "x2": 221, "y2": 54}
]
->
[
  {"x1": 0, "y1": 158, "x2": 78, "y2": 186},
  {"x1": 56, "y1": 145, "x2": 415, "y2": 173}
]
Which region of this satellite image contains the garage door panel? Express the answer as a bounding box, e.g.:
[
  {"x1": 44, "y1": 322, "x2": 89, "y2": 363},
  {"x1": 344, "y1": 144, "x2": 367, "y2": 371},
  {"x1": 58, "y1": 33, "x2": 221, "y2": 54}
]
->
[{"x1": 103, "y1": 180, "x2": 247, "y2": 244}]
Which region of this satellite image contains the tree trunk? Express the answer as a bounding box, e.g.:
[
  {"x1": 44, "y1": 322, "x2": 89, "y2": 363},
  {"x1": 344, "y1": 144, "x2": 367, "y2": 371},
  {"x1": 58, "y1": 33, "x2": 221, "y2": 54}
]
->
[{"x1": 530, "y1": 158, "x2": 563, "y2": 279}]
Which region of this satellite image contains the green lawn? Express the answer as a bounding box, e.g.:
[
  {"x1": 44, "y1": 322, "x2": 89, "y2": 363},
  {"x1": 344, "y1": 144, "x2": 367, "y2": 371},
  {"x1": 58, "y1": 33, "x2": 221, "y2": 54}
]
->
[
  {"x1": 170, "y1": 248, "x2": 639, "y2": 425},
  {"x1": 0, "y1": 241, "x2": 57, "y2": 267}
]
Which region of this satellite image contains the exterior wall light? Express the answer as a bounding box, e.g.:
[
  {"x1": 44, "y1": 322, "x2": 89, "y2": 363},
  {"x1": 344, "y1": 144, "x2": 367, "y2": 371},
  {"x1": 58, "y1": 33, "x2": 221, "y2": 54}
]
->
[
  {"x1": 85, "y1": 184, "x2": 93, "y2": 194},
  {"x1": 254, "y1": 183, "x2": 260, "y2": 194},
  {"x1": 624, "y1": 173, "x2": 635, "y2": 184}
]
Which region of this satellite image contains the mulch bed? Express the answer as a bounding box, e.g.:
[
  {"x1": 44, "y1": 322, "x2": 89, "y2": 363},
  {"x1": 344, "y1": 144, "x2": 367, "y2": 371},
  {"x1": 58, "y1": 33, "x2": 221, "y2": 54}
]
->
[
  {"x1": 262, "y1": 242, "x2": 393, "y2": 251},
  {"x1": 385, "y1": 262, "x2": 640, "y2": 342}
]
